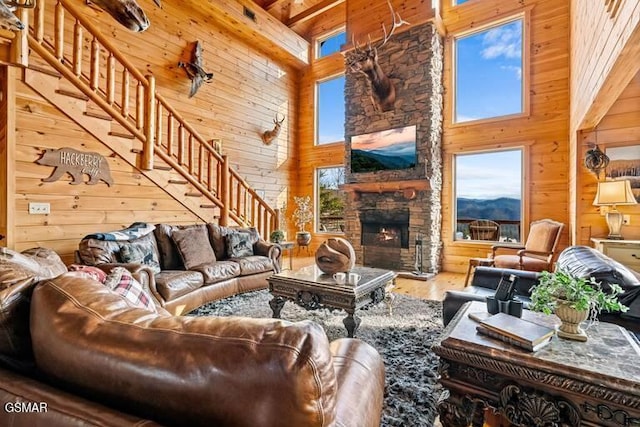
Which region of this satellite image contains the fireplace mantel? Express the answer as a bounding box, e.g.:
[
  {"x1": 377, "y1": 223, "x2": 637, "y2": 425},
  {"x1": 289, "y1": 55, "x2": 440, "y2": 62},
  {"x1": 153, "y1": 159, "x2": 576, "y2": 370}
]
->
[{"x1": 341, "y1": 180, "x2": 430, "y2": 200}]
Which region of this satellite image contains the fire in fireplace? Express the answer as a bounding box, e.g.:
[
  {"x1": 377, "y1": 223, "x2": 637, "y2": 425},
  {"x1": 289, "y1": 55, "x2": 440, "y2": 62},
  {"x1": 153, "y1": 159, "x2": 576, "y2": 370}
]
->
[{"x1": 360, "y1": 209, "x2": 409, "y2": 249}]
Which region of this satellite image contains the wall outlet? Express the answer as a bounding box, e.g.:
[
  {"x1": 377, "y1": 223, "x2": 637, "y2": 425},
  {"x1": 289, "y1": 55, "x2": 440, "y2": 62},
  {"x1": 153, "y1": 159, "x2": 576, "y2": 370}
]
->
[
  {"x1": 28, "y1": 202, "x2": 50, "y2": 215},
  {"x1": 623, "y1": 215, "x2": 631, "y2": 225}
]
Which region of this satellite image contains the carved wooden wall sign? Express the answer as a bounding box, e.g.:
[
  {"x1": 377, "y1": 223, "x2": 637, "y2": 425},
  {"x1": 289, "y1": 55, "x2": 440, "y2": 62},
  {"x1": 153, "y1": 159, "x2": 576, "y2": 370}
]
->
[{"x1": 36, "y1": 148, "x2": 114, "y2": 186}]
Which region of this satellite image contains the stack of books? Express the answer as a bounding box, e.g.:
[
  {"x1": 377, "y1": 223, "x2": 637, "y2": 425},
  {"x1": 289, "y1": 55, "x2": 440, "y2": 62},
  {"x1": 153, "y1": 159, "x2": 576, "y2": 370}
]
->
[{"x1": 474, "y1": 312, "x2": 555, "y2": 352}]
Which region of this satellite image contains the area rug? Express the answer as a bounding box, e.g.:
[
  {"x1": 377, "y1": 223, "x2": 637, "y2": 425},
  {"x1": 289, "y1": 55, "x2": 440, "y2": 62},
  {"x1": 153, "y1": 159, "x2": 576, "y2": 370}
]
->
[{"x1": 189, "y1": 290, "x2": 445, "y2": 426}]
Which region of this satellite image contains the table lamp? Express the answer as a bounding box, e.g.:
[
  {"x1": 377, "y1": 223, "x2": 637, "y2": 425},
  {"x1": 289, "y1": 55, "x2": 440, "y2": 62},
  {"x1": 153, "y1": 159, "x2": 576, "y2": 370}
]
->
[{"x1": 593, "y1": 180, "x2": 637, "y2": 239}]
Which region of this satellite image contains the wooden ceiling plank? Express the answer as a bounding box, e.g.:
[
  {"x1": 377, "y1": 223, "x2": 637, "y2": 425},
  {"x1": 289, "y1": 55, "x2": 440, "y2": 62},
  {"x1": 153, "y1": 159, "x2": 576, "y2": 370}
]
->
[
  {"x1": 191, "y1": 0, "x2": 309, "y2": 68},
  {"x1": 286, "y1": 0, "x2": 345, "y2": 27}
]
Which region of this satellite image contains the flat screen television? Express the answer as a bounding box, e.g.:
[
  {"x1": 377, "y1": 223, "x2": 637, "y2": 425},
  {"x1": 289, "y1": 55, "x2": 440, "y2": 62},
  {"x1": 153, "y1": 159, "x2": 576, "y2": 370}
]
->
[{"x1": 350, "y1": 125, "x2": 416, "y2": 173}]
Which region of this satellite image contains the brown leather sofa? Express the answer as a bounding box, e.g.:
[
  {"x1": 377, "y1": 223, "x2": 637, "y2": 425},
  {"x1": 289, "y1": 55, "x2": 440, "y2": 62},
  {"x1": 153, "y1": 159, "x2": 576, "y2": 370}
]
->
[
  {"x1": 0, "y1": 247, "x2": 386, "y2": 426},
  {"x1": 78, "y1": 223, "x2": 282, "y2": 315}
]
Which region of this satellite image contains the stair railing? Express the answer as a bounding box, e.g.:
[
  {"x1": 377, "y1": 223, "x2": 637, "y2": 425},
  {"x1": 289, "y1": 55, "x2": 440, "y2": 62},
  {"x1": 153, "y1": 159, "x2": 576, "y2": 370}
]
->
[{"x1": 25, "y1": 0, "x2": 279, "y2": 238}]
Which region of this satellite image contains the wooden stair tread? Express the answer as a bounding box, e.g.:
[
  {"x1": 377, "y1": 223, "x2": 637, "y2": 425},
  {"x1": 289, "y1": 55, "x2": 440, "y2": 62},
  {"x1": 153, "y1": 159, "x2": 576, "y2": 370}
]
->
[
  {"x1": 200, "y1": 204, "x2": 217, "y2": 209},
  {"x1": 185, "y1": 192, "x2": 203, "y2": 197},
  {"x1": 154, "y1": 165, "x2": 171, "y2": 171},
  {"x1": 109, "y1": 131, "x2": 135, "y2": 139},
  {"x1": 55, "y1": 88, "x2": 89, "y2": 101},
  {"x1": 84, "y1": 110, "x2": 113, "y2": 121},
  {"x1": 28, "y1": 64, "x2": 61, "y2": 78},
  {"x1": 168, "y1": 179, "x2": 188, "y2": 184}
]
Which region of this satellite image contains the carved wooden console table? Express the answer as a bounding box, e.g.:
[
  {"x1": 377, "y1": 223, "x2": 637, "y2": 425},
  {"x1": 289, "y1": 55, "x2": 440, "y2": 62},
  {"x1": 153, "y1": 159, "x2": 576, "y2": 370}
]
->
[
  {"x1": 433, "y1": 301, "x2": 640, "y2": 427},
  {"x1": 267, "y1": 265, "x2": 396, "y2": 338}
]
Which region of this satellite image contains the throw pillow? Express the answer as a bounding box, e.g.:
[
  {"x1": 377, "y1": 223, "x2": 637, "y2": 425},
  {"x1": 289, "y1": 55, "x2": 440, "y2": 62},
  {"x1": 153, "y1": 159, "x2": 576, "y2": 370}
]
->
[
  {"x1": 68, "y1": 264, "x2": 107, "y2": 283},
  {"x1": 226, "y1": 231, "x2": 254, "y2": 258},
  {"x1": 104, "y1": 267, "x2": 156, "y2": 312},
  {"x1": 171, "y1": 226, "x2": 217, "y2": 270},
  {"x1": 119, "y1": 241, "x2": 161, "y2": 274}
]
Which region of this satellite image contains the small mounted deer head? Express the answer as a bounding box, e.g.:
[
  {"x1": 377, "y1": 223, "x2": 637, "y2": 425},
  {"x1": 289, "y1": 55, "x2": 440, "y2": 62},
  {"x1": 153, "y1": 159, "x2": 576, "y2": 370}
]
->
[
  {"x1": 346, "y1": 0, "x2": 409, "y2": 112},
  {"x1": 85, "y1": 0, "x2": 150, "y2": 32},
  {"x1": 261, "y1": 113, "x2": 285, "y2": 145},
  {"x1": 0, "y1": 0, "x2": 25, "y2": 31}
]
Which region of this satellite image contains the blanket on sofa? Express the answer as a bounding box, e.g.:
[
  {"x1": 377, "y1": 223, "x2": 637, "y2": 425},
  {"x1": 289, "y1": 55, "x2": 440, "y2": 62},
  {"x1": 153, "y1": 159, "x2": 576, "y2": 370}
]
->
[{"x1": 83, "y1": 222, "x2": 155, "y2": 241}]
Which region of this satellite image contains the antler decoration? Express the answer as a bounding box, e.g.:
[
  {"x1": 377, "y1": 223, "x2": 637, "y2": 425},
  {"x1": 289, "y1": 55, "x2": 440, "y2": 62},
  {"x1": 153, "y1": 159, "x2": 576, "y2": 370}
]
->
[
  {"x1": 178, "y1": 40, "x2": 214, "y2": 98},
  {"x1": 261, "y1": 113, "x2": 285, "y2": 145},
  {"x1": 346, "y1": 0, "x2": 409, "y2": 112},
  {"x1": 585, "y1": 145, "x2": 609, "y2": 179}
]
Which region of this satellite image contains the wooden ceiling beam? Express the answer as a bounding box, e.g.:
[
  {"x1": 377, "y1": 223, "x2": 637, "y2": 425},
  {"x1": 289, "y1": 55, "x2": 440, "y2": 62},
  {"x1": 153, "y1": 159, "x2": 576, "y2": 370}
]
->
[
  {"x1": 191, "y1": 0, "x2": 309, "y2": 69},
  {"x1": 286, "y1": 0, "x2": 344, "y2": 27}
]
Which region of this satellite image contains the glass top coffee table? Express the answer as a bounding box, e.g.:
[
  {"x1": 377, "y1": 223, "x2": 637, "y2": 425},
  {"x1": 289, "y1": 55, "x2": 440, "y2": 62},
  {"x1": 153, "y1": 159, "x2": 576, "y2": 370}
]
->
[{"x1": 267, "y1": 265, "x2": 397, "y2": 338}]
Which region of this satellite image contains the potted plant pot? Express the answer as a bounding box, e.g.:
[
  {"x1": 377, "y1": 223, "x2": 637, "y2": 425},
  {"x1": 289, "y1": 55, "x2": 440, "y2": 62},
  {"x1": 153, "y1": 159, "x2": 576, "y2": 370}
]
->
[
  {"x1": 296, "y1": 231, "x2": 311, "y2": 246},
  {"x1": 554, "y1": 300, "x2": 589, "y2": 341}
]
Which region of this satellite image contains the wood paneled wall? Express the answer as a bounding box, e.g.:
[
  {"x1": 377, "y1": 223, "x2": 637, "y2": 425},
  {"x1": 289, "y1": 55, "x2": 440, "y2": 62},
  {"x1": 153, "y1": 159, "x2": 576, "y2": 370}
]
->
[
  {"x1": 576, "y1": 74, "x2": 640, "y2": 244},
  {"x1": 570, "y1": 0, "x2": 640, "y2": 244},
  {"x1": 439, "y1": 0, "x2": 570, "y2": 273},
  {"x1": 6, "y1": 0, "x2": 299, "y2": 262}
]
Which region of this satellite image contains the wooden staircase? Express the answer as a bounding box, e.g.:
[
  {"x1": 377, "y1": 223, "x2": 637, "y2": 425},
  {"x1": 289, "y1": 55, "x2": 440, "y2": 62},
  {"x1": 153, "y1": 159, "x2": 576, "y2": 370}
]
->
[{"x1": 17, "y1": 0, "x2": 279, "y2": 238}]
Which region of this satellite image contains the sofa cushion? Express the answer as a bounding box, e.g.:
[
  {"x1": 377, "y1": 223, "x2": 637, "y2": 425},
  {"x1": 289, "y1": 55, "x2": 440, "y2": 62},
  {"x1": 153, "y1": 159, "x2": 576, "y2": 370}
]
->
[
  {"x1": 104, "y1": 267, "x2": 156, "y2": 312},
  {"x1": 226, "y1": 231, "x2": 254, "y2": 258},
  {"x1": 119, "y1": 241, "x2": 161, "y2": 274},
  {"x1": 153, "y1": 223, "x2": 183, "y2": 270},
  {"x1": 171, "y1": 226, "x2": 217, "y2": 269},
  {"x1": 556, "y1": 246, "x2": 636, "y2": 293},
  {"x1": 155, "y1": 270, "x2": 204, "y2": 302},
  {"x1": 230, "y1": 256, "x2": 274, "y2": 276},
  {"x1": 192, "y1": 261, "x2": 241, "y2": 284},
  {"x1": 0, "y1": 248, "x2": 66, "y2": 371}
]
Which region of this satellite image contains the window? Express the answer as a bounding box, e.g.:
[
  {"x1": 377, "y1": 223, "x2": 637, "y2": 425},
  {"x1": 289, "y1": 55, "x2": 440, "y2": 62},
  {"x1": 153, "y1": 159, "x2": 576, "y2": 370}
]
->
[
  {"x1": 316, "y1": 167, "x2": 345, "y2": 233},
  {"x1": 453, "y1": 17, "x2": 524, "y2": 123},
  {"x1": 316, "y1": 30, "x2": 346, "y2": 59},
  {"x1": 454, "y1": 149, "x2": 523, "y2": 242},
  {"x1": 315, "y1": 75, "x2": 345, "y2": 145}
]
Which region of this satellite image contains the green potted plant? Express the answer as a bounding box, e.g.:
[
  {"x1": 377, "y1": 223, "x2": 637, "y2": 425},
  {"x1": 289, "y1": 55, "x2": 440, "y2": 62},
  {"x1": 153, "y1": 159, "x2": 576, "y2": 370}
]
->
[
  {"x1": 529, "y1": 270, "x2": 628, "y2": 341},
  {"x1": 269, "y1": 230, "x2": 285, "y2": 243},
  {"x1": 292, "y1": 196, "x2": 313, "y2": 246}
]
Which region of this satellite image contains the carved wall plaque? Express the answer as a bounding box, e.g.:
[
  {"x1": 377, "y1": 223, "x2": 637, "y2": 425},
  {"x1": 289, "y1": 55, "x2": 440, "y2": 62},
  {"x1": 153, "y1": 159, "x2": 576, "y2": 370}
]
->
[{"x1": 36, "y1": 148, "x2": 113, "y2": 186}]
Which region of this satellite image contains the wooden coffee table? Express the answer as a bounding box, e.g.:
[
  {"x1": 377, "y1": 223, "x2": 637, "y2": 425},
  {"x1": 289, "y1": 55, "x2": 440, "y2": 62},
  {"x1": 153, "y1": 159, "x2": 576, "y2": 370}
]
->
[
  {"x1": 434, "y1": 301, "x2": 640, "y2": 427},
  {"x1": 267, "y1": 265, "x2": 397, "y2": 338}
]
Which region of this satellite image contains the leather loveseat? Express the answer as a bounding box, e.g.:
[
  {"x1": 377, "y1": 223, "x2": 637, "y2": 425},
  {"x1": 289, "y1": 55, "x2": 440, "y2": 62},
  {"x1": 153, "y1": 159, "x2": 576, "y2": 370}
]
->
[
  {"x1": 78, "y1": 222, "x2": 282, "y2": 315},
  {"x1": 443, "y1": 245, "x2": 640, "y2": 335},
  {"x1": 0, "y1": 247, "x2": 385, "y2": 426}
]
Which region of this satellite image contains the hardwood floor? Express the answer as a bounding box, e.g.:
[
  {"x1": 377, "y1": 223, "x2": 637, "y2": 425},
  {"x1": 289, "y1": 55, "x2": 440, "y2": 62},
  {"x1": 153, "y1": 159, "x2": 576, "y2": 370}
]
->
[{"x1": 290, "y1": 256, "x2": 467, "y2": 301}]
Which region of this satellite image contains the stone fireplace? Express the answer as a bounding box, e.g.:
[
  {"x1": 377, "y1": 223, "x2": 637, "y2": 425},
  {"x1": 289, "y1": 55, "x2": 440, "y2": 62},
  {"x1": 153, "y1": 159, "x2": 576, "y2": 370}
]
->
[{"x1": 343, "y1": 22, "x2": 443, "y2": 273}]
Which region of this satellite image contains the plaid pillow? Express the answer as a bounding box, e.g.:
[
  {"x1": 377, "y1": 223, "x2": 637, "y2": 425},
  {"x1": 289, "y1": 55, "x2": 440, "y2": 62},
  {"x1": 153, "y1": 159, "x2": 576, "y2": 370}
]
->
[{"x1": 104, "y1": 267, "x2": 156, "y2": 312}]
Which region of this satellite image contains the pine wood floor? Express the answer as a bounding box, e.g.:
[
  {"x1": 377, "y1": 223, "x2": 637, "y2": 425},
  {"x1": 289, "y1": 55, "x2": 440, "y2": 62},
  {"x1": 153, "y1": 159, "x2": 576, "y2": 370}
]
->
[{"x1": 291, "y1": 256, "x2": 467, "y2": 301}]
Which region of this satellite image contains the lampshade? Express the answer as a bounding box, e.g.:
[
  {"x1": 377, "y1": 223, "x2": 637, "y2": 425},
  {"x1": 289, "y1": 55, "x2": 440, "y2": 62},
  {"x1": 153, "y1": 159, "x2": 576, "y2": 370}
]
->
[{"x1": 593, "y1": 180, "x2": 638, "y2": 207}]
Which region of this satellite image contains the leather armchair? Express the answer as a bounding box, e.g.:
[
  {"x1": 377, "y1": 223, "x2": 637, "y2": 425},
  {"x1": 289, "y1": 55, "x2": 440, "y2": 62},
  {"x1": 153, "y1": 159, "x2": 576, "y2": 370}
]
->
[{"x1": 491, "y1": 218, "x2": 564, "y2": 272}]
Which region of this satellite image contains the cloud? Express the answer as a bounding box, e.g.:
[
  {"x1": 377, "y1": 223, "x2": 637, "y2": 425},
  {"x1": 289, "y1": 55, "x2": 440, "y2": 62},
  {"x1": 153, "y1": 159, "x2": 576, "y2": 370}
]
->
[
  {"x1": 457, "y1": 163, "x2": 521, "y2": 199},
  {"x1": 501, "y1": 65, "x2": 522, "y2": 80},
  {"x1": 481, "y1": 22, "x2": 522, "y2": 60}
]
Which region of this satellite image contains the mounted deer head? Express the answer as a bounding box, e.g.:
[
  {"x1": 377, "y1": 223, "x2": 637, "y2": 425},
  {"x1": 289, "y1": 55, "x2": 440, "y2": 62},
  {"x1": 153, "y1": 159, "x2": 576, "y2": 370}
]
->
[
  {"x1": 261, "y1": 113, "x2": 285, "y2": 145},
  {"x1": 0, "y1": 0, "x2": 25, "y2": 31},
  {"x1": 85, "y1": 0, "x2": 150, "y2": 32},
  {"x1": 346, "y1": 0, "x2": 409, "y2": 112}
]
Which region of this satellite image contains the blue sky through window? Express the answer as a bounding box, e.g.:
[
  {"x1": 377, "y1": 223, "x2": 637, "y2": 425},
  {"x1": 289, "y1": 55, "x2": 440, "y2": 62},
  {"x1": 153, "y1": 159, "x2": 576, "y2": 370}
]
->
[
  {"x1": 456, "y1": 149, "x2": 522, "y2": 200},
  {"x1": 317, "y1": 75, "x2": 345, "y2": 145},
  {"x1": 455, "y1": 19, "x2": 523, "y2": 123},
  {"x1": 318, "y1": 31, "x2": 346, "y2": 58}
]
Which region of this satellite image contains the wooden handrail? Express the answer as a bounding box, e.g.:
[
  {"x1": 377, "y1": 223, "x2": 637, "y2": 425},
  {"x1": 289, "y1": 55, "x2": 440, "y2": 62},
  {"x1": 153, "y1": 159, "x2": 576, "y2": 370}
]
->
[{"x1": 26, "y1": 0, "x2": 278, "y2": 237}]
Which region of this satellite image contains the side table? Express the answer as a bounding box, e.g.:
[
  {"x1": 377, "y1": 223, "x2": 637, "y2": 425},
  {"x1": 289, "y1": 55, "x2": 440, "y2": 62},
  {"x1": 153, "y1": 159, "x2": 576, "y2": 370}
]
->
[{"x1": 278, "y1": 241, "x2": 295, "y2": 270}]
